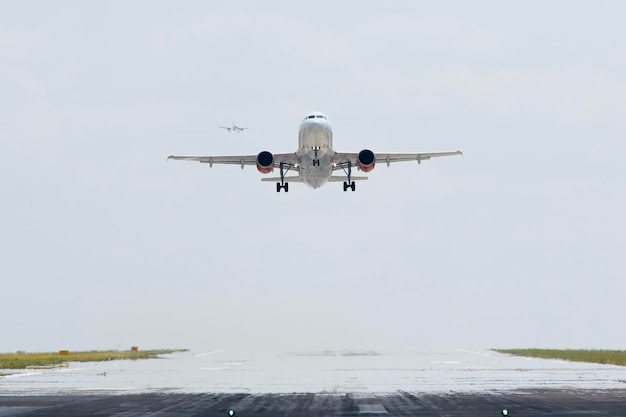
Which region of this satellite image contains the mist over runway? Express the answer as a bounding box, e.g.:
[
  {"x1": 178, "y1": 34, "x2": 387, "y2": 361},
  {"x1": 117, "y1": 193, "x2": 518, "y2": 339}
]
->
[{"x1": 2, "y1": 349, "x2": 625, "y2": 395}]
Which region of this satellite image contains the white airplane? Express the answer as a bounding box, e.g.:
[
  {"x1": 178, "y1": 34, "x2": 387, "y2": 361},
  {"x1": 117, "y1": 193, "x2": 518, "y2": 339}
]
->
[
  {"x1": 169, "y1": 111, "x2": 462, "y2": 192},
  {"x1": 219, "y1": 122, "x2": 248, "y2": 133}
]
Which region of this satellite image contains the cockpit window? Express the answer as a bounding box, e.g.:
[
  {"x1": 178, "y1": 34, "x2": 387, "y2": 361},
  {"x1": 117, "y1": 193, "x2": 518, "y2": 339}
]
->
[{"x1": 304, "y1": 114, "x2": 327, "y2": 121}]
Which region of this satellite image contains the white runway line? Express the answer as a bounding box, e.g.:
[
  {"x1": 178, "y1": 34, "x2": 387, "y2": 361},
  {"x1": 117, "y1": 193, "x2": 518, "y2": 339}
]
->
[
  {"x1": 1, "y1": 371, "x2": 43, "y2": 379},
  {"x1": 455, "y1": 349, "x2": 491, "y2": 356},
  {"x1": 194, "y1": 350, "x2": 224, "y2": 357}
]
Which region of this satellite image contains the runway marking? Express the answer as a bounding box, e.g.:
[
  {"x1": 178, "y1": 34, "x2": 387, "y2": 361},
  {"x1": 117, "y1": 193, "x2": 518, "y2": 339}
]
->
[
  {"x1": 195, "y1": 350, "x2": 224, "y2": 357},
  {"x1": 456, "y1": 349, "x2": 491, "y2": 356},
  {"x1": 1, "y1": 372, "x2": 42, "y2": 378}
]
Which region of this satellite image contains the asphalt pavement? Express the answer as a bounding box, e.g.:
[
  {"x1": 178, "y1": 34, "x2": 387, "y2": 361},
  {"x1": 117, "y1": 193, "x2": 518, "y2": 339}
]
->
[{"x1": 0, "y1": 389, "x2": 624, "y2": 417}]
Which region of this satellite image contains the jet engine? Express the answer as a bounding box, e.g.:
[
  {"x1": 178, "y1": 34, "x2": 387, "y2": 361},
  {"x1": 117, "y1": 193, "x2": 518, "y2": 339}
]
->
[
  {"x1": 256, "y1": 151, "x2": 274, "y2": 174},
  {"x1": 357, "y1": 149, "x2": 376, "y2": 172}
]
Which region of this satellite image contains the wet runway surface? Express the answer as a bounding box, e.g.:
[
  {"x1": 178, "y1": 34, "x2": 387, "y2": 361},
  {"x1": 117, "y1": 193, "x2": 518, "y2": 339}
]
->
[
  {"x1": 2, "y1": 350, "x2": 626, "y2": 415},
  {"x1": 2, "y1": 349, "x2": 626, "y2": 394},
  {"x1": 0, "y1": 390, "x2": 625, "y2": 416}
]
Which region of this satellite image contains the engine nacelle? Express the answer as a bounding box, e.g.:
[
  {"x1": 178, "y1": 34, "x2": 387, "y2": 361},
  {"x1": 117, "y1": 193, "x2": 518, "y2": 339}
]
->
[
  {"x1": 256, "y1": 151, "x2": 274, "y2": 174},
  {"x1": 357, "y1": 149, "x2": 376, "y2": 172}
]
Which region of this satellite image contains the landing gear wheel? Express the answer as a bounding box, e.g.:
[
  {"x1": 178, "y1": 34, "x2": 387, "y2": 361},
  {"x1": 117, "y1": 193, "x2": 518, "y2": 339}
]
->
[
  {"x1": 343, "y1": 182, "x2": 348, "y2": 192},
  {"x1": 276, "y1": 182, "x2": 289, "y2": 192},
  {"x1": 351, "y1": 182, "x2": 356, "y2": 191}
]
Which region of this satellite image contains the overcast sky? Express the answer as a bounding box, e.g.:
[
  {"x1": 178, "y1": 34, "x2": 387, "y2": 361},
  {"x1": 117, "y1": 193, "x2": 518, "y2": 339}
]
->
[{"x1": 1, "y1": 1, "x2": 625, "y2": 353}]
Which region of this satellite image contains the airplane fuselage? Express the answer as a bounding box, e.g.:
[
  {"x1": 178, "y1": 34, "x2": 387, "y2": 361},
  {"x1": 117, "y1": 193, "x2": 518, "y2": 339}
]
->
[{"x1": 296, "y1": 112, "x2": 334, "y2": 189}]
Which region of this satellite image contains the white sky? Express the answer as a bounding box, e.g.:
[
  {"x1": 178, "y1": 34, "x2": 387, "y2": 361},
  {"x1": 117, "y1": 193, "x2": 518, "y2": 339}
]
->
[{"x1": 1, "y1": 1, "x2": 625, "y2": 353}]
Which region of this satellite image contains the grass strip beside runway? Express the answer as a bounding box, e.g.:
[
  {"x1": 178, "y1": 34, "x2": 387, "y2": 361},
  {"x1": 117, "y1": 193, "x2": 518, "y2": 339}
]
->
[
  {"x1": 494, "y1": 349, "x2": 626, "y2": 366},
  {"x1": 0, "y1": 349, "x2": 187, "y2": 369}
]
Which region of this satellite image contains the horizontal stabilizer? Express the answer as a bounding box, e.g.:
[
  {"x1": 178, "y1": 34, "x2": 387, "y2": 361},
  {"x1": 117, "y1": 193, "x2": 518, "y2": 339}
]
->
[
  {"x1": 327, "y1": 176, "x2": 368, "y2": 182},
  {"x1": 261, "y1": 176, "x2": 304, "y2": 182}
]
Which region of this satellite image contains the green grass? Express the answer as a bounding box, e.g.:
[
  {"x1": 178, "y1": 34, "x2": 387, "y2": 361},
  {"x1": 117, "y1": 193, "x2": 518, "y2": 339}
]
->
[
  {"x1": 0, "y1": 349, "x2": 187, "y2": 370},
  {"x1": 494, "y1": 349, "x2": 626, "y2": 367}
]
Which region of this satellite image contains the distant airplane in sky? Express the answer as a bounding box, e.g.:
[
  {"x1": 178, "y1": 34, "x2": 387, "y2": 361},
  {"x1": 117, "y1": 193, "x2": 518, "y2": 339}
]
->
[
  {"x1": 219, "y1": 122, "x2": 248, "y2": 133},
  {"x1": 169, "y1": 111, "x2": 462, "y2": 192}
]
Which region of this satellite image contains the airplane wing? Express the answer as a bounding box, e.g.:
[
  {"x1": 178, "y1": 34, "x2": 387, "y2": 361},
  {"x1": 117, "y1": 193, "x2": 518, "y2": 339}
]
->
[
  {"x1": 167, "y1": 153, "x2": 299, "y2": 169},
  {"x1": 331, "y1": 151, "x2": 462, "y2": 170}
]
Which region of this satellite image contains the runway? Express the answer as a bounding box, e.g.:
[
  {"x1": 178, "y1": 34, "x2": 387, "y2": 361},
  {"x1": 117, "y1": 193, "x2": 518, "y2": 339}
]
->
[
  {"x1": 2, "y1": 349, "x2": 626, "y2": 394},
  {"x1": 1, "y1": 390, "x2": 625, "y2": 416},
  {"x1": 1, "y1": 350, "x2": 625, "y2": 415}
]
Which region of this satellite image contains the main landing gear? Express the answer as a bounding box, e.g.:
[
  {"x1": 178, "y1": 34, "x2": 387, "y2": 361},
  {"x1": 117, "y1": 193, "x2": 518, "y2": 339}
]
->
[
  {"x1": 340, "y1": 161, "x2": 356, "y2": 192},
  {"x1": 276, "y1": 162, "x2": 291, "y2": 192}
]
